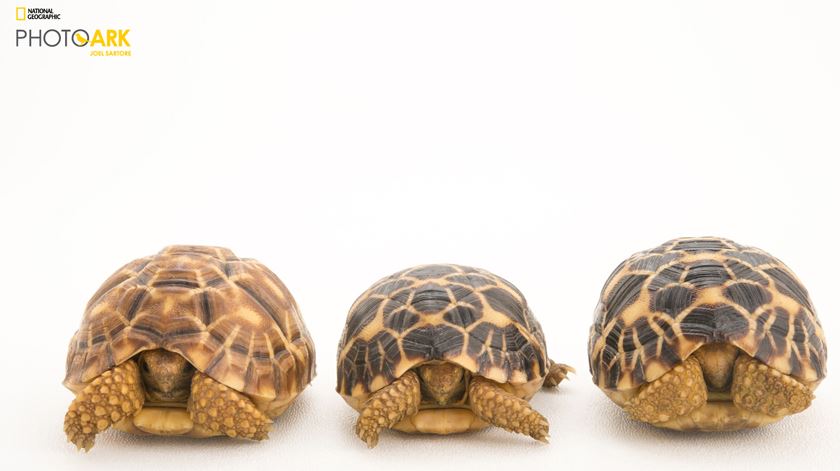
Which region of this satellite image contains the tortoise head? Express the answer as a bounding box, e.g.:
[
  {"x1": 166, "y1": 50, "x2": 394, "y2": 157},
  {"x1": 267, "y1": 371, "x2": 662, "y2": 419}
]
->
[
  {"x1": 416, "y1": 361, "x2": 467, "y2": 406},
  {"x1": 137, "y1": 349, "x2": 195, "y2": 404}
]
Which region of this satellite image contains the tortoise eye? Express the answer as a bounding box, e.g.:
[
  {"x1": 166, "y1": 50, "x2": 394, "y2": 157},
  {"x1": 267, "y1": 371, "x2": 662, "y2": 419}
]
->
[
  {"x1": 181, "y1": 362, "x2": 192, "y2": 373},
  {"x1": 140, "y1": 361, "x2": 150, "y2": 374}
]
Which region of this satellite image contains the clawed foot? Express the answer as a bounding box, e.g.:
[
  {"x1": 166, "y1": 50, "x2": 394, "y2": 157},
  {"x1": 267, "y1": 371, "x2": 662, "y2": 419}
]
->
[
  {"x1": 624, "y1": 356, "x2": 706, "y2": 424},
  {"x1": 731, "y1": 355, "x2": 813, "y2": 417},
  {"x1": 469, "y1": 376, "x2": 550, "y2": 443},
  {"x1": 543, "y1": 360, "x2": 575, "y2": 388},
  {"x1": 64, "y1": 361, "x2": 144, "y2": 451},
  {"x1": 354, "y1": 370, "x2": 421, "y2": 448},
  {"x1": 187, "y1": 372, "x2": 272, "y2": 440}
]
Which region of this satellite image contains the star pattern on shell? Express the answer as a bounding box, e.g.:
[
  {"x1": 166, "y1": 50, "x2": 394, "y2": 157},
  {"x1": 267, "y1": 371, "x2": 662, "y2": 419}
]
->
[
  {"x1": 589, "y1": 237, "x2": 826, "y2": 391},
  {"x1": 337, "y1": 264, "x2": 548, "y2": 396},
  {"x1": 64, "y1": 246, "x2": 316, "y2": 401}
]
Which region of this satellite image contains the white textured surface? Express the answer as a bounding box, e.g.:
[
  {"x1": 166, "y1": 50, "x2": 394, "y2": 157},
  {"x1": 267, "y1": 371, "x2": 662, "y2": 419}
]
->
[{"x1": 1, "y1": 1, "x2": 839, "y2": 470}]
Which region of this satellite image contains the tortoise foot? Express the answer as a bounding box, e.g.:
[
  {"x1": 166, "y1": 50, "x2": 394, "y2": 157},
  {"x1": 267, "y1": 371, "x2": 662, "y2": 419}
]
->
[
  {"x1": 543, "y1": 360, "x2": 575, "y2": 388},
  {"x1": 469, "y1": 376, "x2": 549, "y2": 443},
  {"x1": 64, "y1": 360, "x2": 144, "y2": 451},
  {"x1": 624, "y1": 356, "x2": 707, "y2": 425},
  {"x1": 731, "y1": 355, "x2": 813, "y2": 417},
  {"x1": 187, "y1": 372, "x2": 272, "y2": 440},
  {"x1": 355, "y1": 370, "x2": 421, "y2": 448}
]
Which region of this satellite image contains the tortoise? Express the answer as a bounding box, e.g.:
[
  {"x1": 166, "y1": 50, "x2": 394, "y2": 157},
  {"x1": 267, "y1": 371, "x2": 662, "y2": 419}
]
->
[
  {"x1": 63, "y1": 246, "x2": 316, "y2": 450},
  {"x1": 336, "y1": 264, "x2": 572, "y2": 447},
  {"x1": 588, "y1": 236, "x2": 827, "y2": 431}
]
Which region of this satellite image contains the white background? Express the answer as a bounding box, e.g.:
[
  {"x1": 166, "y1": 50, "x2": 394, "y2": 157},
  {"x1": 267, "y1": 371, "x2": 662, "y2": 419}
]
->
[{"x1": 1, "y1": 1, "x2": 838, "y2": 470}]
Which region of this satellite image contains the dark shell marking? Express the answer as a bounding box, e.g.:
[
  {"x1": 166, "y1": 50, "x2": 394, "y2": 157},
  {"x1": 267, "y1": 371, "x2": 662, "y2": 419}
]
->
[
  {"x1": 589, "y1": 237, "x2": 826, "y2": 390},
  {"x1": 337, "y1": 264, "x2": 548, "y2": 396}
]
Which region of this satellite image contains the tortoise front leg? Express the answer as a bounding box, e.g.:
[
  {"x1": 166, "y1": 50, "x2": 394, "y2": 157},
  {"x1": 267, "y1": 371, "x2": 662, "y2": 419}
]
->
[
  {"x1": 64, "y1": 360, "x2": 144, "y2": 451},
  {"x1": 542, "y1": 360, "x2": 575, "y2": 388},
  {"x1": 355, "y1": 370, "x2": 421, "y2": 448},
  {"x1": 730, "y1": 355, "x2": 812, "y2": 417},
  {"x1": 468, "y1": 376, "x2": 549, "y2": 442},
  {"x1": 623, "y1": 356, "x2": 707, "y2": 424},
  {"x1": 187, "y1": 372, "x2": 272, "y2": 440}
]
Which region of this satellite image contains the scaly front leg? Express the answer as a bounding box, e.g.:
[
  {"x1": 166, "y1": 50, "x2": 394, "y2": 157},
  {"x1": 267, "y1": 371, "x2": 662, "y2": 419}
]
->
[
  {"x1": 64, "y1": 360, "x2": 144, "y2": 451},
  {"x1": 468, "y1": 376, "x2": 549, "y2": 442},
  {"x1": 623, "y1": 356, "x2": 707, "y2": 425},
  {"x1": 187, "y1": 372, "x2": 272, "y2": 440},
  {"x1": 355, "y1": 370, "x2": 421, "y2": 448},
  {"x1": 731, "y1": 355, "x2": 812, "y2": 417}
]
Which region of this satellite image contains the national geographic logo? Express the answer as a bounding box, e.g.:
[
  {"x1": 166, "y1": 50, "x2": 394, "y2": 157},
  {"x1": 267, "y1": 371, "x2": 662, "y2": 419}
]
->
[
  {"x1": 14, "y1": 6, "x2": 131, "y2": 57},
  {"x1": 16, "y1": 6, "x2": 61, "y2": 20}
]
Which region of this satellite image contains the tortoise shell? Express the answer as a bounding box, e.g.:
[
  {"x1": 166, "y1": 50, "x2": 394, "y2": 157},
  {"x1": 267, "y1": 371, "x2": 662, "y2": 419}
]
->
[
  {"x1": 64, "y1": 246, "x2": 316, "y2": 401},
  {"x1": 589, "y1": 237, "x2": 826, "y2": 391},
  {"x1": 337, "y1": 264, "x2": 549, "y2": 398}
]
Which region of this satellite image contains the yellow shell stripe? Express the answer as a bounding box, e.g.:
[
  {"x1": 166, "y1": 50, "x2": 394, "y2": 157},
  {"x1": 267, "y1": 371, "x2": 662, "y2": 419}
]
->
[{"x1": 227, "y1": 260, "x2": 315, "y2": 395}]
